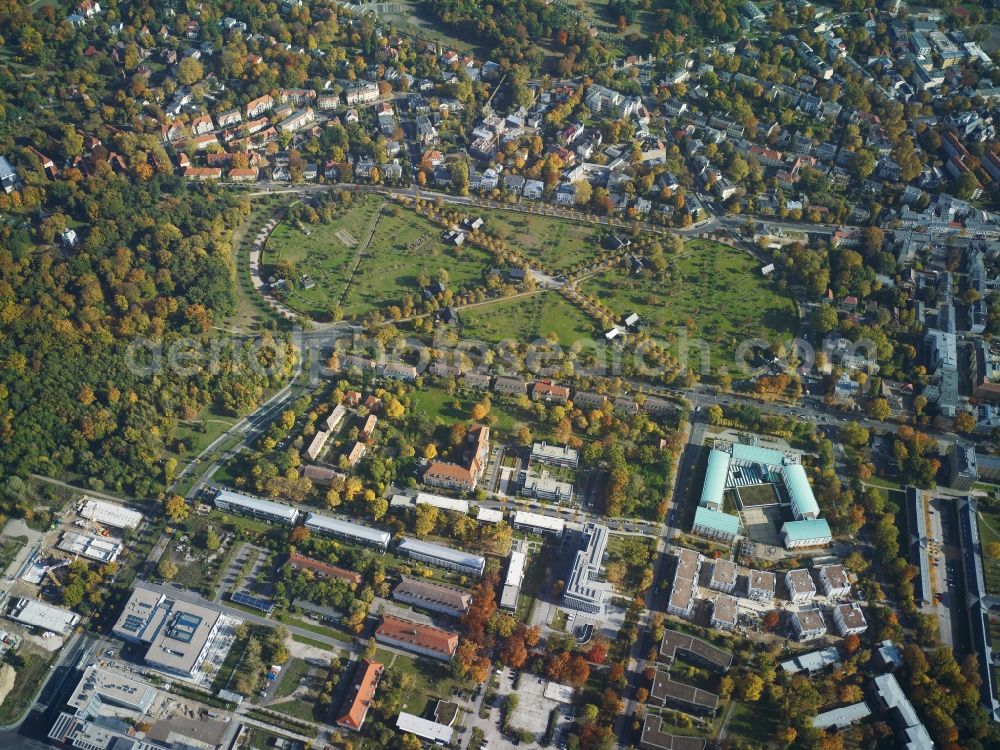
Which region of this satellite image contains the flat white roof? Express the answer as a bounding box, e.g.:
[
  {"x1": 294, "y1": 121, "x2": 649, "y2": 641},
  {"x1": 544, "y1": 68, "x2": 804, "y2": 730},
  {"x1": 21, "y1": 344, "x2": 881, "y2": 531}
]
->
[
  {"x1": 214, "y1": 489, "x2": 299, "y2": 523},
  {"x1": 543, "y1": 682, "x2": 575, "y2": 704},
  {"x1": 513, "y1": 510, "x2": 565, "y2": 533},
  {"x1": 79, "y1": 497, "x2": 143, "y2": 529},
  {"x1": 58, "y1": 531, "x2": 124, "y2": 563},
  {"x1": 9, "y1": 598, "x2": 79, "y2": 635},
  {"x1": 415, "y1": 492, "x2": 470, "y2": 514},
  {"x1": 396, "y1": 712, "x2": 454, "y2": 743},
  {"x1": 477, "y1": 507, "x2": 503, "y2": 523},
  {"x1": 304, "y1": 513, "x2": 391, "y2": 546},
  {"x1": 398, "y1": 538, "x2": 485, "y2": 572}
]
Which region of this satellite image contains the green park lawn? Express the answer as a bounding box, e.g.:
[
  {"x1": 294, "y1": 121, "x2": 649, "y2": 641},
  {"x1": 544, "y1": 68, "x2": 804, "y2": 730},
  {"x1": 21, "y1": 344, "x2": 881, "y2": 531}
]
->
[
  {"x1": 581, "y1": 239, "x2": 797, "y2": 368},
  {"x1": 478, "y1": 208, "x2": 604, "y2": 272},
  {"x1": 376, "y1": 649, "x2": 465, "y2": 718},
  {"x1": 979, "y1": 509, "x2": 1000, "y2": 594},
  {"x1": 264, "y1": 198, "x2": 494, "y2": 321},
  {"x1": 458, "y1": 291, "x2": 597, "y2": 347}
]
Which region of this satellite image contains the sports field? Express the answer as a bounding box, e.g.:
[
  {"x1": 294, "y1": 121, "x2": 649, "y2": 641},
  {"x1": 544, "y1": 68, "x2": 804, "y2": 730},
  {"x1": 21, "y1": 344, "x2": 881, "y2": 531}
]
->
[
  {"x1": 581, "y1": 239, "x2": 797, "y2": 367},
  {"x1": 263, "y1": 198, "x2": 494, "y2": 320}
]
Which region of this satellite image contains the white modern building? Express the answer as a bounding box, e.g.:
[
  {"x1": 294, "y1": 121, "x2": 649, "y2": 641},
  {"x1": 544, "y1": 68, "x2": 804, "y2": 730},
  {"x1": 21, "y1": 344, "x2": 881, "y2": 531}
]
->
[
  {"x1": 667, "y1": 548, "x2": 702, "y2": 619},
  {"x1": 112, "y1": 586, "x2": 227, "y2": 677},
  {"x1": 785, "y1": 569, "x2": 817, "y2": 603},
  {"x1": 304, "y1": 512, "x2": 391, "y2": 550},
  {"x1": 78, "y1": 497, "x2": 143, "y2": 530},
  {"x1": 791, "y1": 608, "x2": 827, "y2": 641},
  {"x1": 710, "y1": 595, "x2": 738, "y2": 631},
  {"x1": 214, "y1": 489, "x2": 299, "y2": 525},
  {"x1": 818, "y1": 564, "x2": 851, "y2": 598},
  {"x1": 832, "y1": 602, "x2": 868, "y2": 636},
  {"x1": 708, "y1": 559, "x2": 737, "y2": 594},
  {"x1": 397, "y1": 538, "x2": 485, "y2": 578},
  {"x1": 747, "y1": 569, "x2": 776, "y2": 603},
  {"x1": 562, "y1": 522, "x2": 611, "y2": 614},
  {"x1": 396, "y1": 712, "x2": 454, "y2": 744},
  {"x1": 8, "y1": 598, "x2": 80, "y2": 635},
  {"x1": 512, "y1": 510, "x2": 565, "y2": 537},
  {"x1": 500, "y1": 549, "x2": 527, "y2": 611},
  {"x1": 530, "y1": 442, "x2": 580, "y2": 468}
]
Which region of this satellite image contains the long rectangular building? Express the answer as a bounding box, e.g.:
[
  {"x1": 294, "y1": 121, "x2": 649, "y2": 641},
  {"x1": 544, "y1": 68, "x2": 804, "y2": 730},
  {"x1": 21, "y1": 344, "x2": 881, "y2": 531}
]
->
[
  {"x1": 337, "y1": 658, "x2": 383, "y2": 732},
  {"x1": 500, "y1": 549, "x2": 527, "y2": 611},
  {"x1": 304, "y1": 512, "x2": 390, "y2": 550},
  {"x1": 649, "y1": 670, "x2": 719, "y2": 715},
  {"x1": 659, "y1": 628, "x2": 733, "y2": 672},
  {"x1": 513, "y1": 510, "x2": 566, "y2": 537},
  {"x1": 58, "y1": 531, "x2": 124, "y2": 563},
  {"x1": 392, "y1": 577, "x2": 472, "y2": 617},
  {"x1": 397, "y1": 538, "x2": 485, "y2": 577},
  {"x1": 415, "y1": 492, "x2": 470, "y2": 514},
  {"x1": 562, "y1": 522, "x2": 610, "y2": 614},
  {"x1": 8, "y1": 597, "x2": 80, "y2": 635},
  {"x1": 374, "y1": 615, "x2": 459, "y2": 661},
  {"x1": 214, "y1": 489, "x2": 299, "y2": 525},
  {"x1": 78, "y1": 497, "x2": 143, "y2": 530}
]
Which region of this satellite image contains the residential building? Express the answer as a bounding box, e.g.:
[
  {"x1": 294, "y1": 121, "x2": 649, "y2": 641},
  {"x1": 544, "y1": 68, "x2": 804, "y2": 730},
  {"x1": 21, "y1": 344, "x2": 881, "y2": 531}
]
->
[
  {"x1": 709, "y1": 559, "x2": 737, "y2": 593},
  {"x1": 392, "y1": 578, "x2": 472, "y2": 617},
  {"x1": 303, "y1": 513, "x2": 390, "y2": 550},
  {"x1": 531, "y1": 381, "x2": 570, "y2": 403},
  {"x1": 344, "y1": 81, "x2": 380, "y2": 105},
  {"x1": 791, "y1": 608, "x2": 827, "y2": 641},
  {"x1": 710, "y1": 595, "x2": 738, "y2": 631},
  {"x1": 832, "y1": 602, "x2": 868, "y2": 635},
  {"x1": 214, "y1": 488, "x2": 299, "y2": 525},
  {"x1": 785, "y1": 569, "x2": 817, "y2": 603},
  {"x1": 288, "y1": 552, "x2": 362, "y2": 586},
  {"x1": 521, "y1": 474, "x2": 574, "y2": 503},
  {"x1": 818, "y1": 564, "x2": 851, "y2": 598},
  {"x1": 424, "y1": 461, "x2": 477, "y2": 492},
  {"x1": 397, "y1": 538, "x2": 485, "y2": 577},
  {"x1": 667, "y1": 548, "x2": 701, "y2": 618},
  {"x1": 639, "y1": 715, "x2": 706, "y2": 750},
  {"x1": 649, "y1": 670, "x2": 719, "y2": 715},
  {"x1": 659, "y1": 628, "x2": 733, "y2": 672},
  {"x1": 493, "y1": 376, "x2": 527, "y2": 396},
  {"x1": 374, "y1": 615, "x2": 459, "y2": 661},
  {"x1": 748, "y1": 569, "x2": 776, "y2": 603},
  {"x1": 337, "y1": 659, "x2": 383, "y2": 731}
]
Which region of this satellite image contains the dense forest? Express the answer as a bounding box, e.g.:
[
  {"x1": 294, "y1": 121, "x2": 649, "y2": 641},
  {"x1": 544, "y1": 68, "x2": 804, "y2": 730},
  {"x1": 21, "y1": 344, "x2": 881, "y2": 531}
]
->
[{"x1": 0, "y1": 166, "x2": 294, "y2": 499}]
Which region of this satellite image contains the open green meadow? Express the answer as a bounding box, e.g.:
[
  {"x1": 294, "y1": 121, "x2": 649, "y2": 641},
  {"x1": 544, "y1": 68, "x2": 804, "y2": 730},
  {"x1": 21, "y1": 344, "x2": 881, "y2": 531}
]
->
[
  {"x1": 979, "y1": 509, "x2": 1000, "y2": 595},
  {"x1": 264, "y1": 198, "x2": 494, "y2": 320},
  {"x1": 581, "y1": 240, "x2": 797, "y2": 367},
  {"x1": 479, "y1": 208, "x2": 604, "y2": 271},
  {"x1": 458, "y1": 291, "x2": 597, "y2": 346}
]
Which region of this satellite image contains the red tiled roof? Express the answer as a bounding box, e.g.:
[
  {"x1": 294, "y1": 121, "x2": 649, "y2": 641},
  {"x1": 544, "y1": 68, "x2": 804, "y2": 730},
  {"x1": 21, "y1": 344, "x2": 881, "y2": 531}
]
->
[
  {"x1": 289, "y1": 552, "x2": 361, "y2": 586},
  {"x1": 375, "y1": 615, "x2": 459, "y2": 658},
  {"x1": 337, "y1": 659, "x2": 383, "y2": 731}
]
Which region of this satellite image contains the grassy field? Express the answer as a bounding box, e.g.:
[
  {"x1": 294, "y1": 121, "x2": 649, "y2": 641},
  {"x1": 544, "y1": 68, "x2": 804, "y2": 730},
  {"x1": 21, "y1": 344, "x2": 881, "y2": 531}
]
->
[
  {"x1": 264, "y1": 198, "x2": 494, "y2": 320},
  {"x1": 725, "y1": 700, "x2": 779, "y2": 745},
  {"x1": 376, "y1": 649, "x2": 466, "y2": 718},
  {"x1": 0, "y1": 536, "x2": 26, "y2": 576},
  {"x1": 275, "y1": 657, "x2": 313, "y2": 699},
  {"x1": 979, "y1": 509, "x2": 1000, "y2": 594},
  {"x1": 459, "y1": 291, "x2": 597, "y2": 346},
  {"x1": 581, "y1": 240, "x2": 797, "y2": 368},
  {"x1": 162, "y1": 403, "x2": 238, "y2": 470},
  {"x1": 0, "y1": 648, "x2": 56, "y2": 724},
  {"x1": 479, "y1": 208, "x2": 604, "y2": 271},
  {"x1": 409, "y1": 386, "x2": 523, "y2": 435}
]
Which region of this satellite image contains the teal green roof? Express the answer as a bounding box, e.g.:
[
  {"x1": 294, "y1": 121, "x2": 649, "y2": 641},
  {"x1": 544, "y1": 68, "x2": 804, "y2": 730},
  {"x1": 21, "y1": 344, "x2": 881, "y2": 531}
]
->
[
  {"x1": 783, "y1": 464, "x2": 820, "y2": 519},
  {"x1": 700, "y1": 449, "x2": 730, "y2": 509},
  {"x1": 731, "y1": 443, "x2": 786, "y2": 466},
  {"x1": 780, "y1": 518, "x2": 832, "y2": 542},
  {"x1": 693, "y1": 506, "x2": 740, "y2": 536}
]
